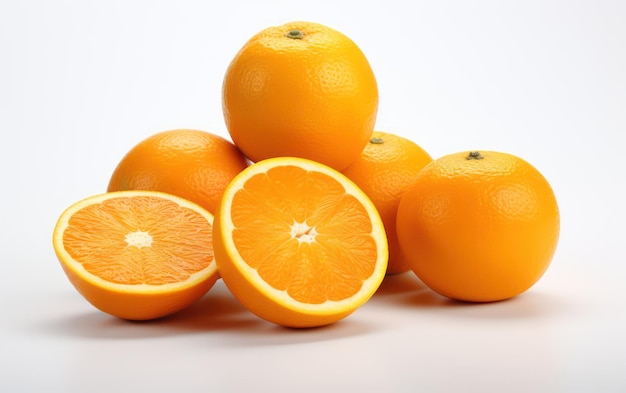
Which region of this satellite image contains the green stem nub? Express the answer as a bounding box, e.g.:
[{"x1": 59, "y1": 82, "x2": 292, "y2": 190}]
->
[
  {"x1": 466, "y1": 151, "x2": 484, "y2": 160},
  {"x1": 286, "y1": 30, "x2": 305, "y2": 39},
  {"x1": 370, "y1": 137, "x2": 384, "y2": 144}
]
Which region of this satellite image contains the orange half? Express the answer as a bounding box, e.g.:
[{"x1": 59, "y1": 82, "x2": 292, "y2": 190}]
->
[
  {"x1": 52, "y1": 190, "x2": 218, "y2": 320},
  {"x1": 213, "y1": 157, "x2": 388, "y2": 328}
]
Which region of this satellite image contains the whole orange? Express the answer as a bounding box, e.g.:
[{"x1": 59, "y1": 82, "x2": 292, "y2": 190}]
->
[
  {"x1": 396, "y1": 151, "x2": 560, "y2": 302},
  {"x1": 107, "y1": 129, "x2": 248, "y2": 214},
  {"x1": 342, "y1": 131, "x2": 433, "y2": 275},
  {"x1": 222, "y1": 21, "x2": 378, "y2": 171}
]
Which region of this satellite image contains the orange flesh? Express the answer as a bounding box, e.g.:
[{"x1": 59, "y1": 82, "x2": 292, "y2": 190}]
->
[
  {"x1": 62, "y1": 196, "x2": 213, "y2": 285},
  {"x1": 230, "y1": 165, "x2": 377, "y2": 304}
]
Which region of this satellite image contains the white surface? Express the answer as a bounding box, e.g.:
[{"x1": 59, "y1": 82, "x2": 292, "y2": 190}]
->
[{"x1": 2, "y1": 1, "x2": 625, "y2": 392}]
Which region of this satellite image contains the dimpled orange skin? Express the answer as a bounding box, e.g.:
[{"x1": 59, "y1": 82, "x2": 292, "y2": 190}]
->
[
  {"x1": 342, "y1": 131, "x2": 433, "y2": 274},
  {"x1": 222, "y1": 21, "x2": 379, "y2": 171},
  {"x1": 107, "y1": 129, "x2": 248, "y2": 214},
  {"x1": 396, "y1": 151, "x2": 560, "y2": 302}
]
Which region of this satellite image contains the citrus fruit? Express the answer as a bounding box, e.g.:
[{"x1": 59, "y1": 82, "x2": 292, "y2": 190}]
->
[
  {"x1": 212, "y1": 157, "x2": 388, "y2": 328},
  {"x1": 107, "y1": 129, "x2": 248, "y2": 214},
  {"x1": 396, "y1": 151, "x2": 560, "y2": 302},
  {"x1": 343, "y1": 131, "x2": 433, "y2": 275},
  {"x1": 222, "y1": 21, "x2": 379, "y2": 171},
  {"x1": 52, "y1": 190, "x2": 219, "y2": 320}
]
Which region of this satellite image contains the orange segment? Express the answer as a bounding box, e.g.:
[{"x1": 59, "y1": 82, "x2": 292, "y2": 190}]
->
[
  {"x1": 213, "y1": 157, "x2": 388, "y2": 328},
  {"x1": 53, "y1": 191, "x2": 219, "y2": 320}
]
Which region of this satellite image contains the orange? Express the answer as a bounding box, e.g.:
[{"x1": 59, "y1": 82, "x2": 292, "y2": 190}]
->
[
  {"x1": 52, "y1": 190, "x2": 219, "y2": 320},
  {"x1": 343, "y1": 131, "x2": 433, "y2": 275},
  {"x1": 212, "y1": 157, "x2": 388, "y2": 328},
  {"x1": 222, "y1": 21, "x2": 378, "y2": 171},
  {"x1": 396, "y1": 151, "x2": 560, "y2": 302},
  {"x1": 107, "y1": 129, "x2": 248, "y2": 214}
]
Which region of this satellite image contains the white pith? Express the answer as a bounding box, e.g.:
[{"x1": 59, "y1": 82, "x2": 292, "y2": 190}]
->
[{"x1": 125, "y1": 230, "x2": 153, "y2": 248}]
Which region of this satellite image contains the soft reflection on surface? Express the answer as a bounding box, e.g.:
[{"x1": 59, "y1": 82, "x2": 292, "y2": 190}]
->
[
  {"x1": 37, "y1": 269, "x2": 581, "y2": 351},
  {"x1": 372, "y1": 270, "x2": 580, "y2": 320},
  {"x1": 38, "y1": 280, "x2": 379, "y2": 345}
]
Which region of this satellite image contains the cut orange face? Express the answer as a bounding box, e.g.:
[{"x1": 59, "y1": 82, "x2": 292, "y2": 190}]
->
[
  {"x1": 52, "y1": 190, "x2": 219, "y2": 320},
  {"x1": 212, "y1": 157, "x2": 388, "y2": 328}
]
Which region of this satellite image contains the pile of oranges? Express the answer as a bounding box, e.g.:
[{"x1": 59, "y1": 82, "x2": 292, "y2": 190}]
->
[{"x1": 53, "y1": 21, "x2": 560, "y2": 328}]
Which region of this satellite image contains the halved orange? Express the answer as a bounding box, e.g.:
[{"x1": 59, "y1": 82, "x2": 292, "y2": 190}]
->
[
  {"x1": 52, "y1": 190, "x2": 219, "y2": 320},
  {"x1": 212, "y1": 157, "x2": 388, "y2": 328}
]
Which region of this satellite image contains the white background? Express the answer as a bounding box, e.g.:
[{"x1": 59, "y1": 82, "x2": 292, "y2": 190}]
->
[{"x1": 2, "y1": 1, "x2": 625, "y2": 392}]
